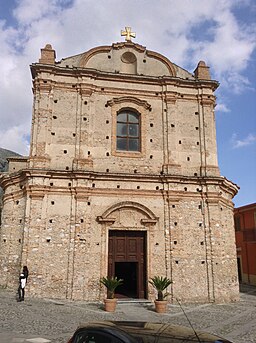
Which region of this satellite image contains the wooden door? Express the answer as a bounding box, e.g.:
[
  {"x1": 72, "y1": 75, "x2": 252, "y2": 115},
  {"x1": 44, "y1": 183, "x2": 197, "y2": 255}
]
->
[{"x1": 108, "y1": 230, "x2": 146, "y2": 299}]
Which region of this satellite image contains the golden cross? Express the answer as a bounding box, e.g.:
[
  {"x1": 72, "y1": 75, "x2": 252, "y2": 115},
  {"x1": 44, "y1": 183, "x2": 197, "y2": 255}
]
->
[{"x1": 121, "y1": 27, "x2": 136, "y2": 42}]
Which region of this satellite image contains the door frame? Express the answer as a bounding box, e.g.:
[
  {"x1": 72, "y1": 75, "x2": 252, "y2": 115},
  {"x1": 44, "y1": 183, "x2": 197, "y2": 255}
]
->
[{"x1": 108, "y1": 229, "x2": 147, "y2": 299}]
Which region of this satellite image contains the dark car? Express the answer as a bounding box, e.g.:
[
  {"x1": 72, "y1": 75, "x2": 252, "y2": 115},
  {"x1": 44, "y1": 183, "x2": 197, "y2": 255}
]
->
[{"x1": 67, "y1": 321, "x2": 233, "y2": 343}]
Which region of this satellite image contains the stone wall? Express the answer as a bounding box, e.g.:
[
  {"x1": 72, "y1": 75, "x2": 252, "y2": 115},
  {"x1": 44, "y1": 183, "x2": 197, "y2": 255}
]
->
[{"x1": 0, "y1": 41, "x2": 239, "y2": 303}]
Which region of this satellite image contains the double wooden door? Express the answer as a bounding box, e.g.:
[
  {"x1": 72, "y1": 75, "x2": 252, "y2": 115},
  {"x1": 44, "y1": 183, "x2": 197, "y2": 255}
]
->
[{"x1": 108, "y1": 230, "x2": 146, "y2": 299}]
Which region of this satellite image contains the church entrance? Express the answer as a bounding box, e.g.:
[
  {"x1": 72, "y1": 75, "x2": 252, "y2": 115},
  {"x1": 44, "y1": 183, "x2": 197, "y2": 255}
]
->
[{"x1": 108, "y1": 230, "x2": 147, "y2": 299}]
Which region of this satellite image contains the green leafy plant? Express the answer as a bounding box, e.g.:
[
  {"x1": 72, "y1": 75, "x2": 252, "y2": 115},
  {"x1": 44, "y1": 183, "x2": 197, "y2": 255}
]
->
[
  {"x1": 100, "y1": 276, "x2": 123, "y2": 299},
  {"x1": 149, "y1": 276, "x2": 172, "y2": 301}
]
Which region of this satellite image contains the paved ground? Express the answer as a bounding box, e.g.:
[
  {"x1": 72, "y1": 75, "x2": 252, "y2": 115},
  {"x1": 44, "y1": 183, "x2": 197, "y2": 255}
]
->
[{"x1": 0, "y1": 284, "x2": 255, "y2": 343}]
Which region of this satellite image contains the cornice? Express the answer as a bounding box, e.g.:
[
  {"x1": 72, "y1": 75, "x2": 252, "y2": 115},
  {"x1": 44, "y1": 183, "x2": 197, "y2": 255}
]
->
[{"x1": 30, "y1": 64, "x2": 219, "y2": 90}]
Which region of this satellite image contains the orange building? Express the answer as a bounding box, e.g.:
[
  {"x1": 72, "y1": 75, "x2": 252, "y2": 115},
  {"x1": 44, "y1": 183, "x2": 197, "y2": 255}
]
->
[{"x1": 235, "y1": 203, "x2": 256, "y2": 285}]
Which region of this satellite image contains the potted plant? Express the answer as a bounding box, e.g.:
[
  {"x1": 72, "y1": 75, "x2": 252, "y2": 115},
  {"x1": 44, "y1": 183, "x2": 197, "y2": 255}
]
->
[
  {"x1": 149, "y1": 276, "x2": 172, "y2": 313},
  {"x1": 100, "y1": 276, "x2": 123, "y2": 312}
]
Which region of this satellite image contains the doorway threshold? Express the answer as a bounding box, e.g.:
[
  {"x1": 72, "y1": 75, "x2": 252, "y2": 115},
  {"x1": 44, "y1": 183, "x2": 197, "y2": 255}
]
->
[{"x1": 117, "y1": 298, "x2": 151, "y2": 304}]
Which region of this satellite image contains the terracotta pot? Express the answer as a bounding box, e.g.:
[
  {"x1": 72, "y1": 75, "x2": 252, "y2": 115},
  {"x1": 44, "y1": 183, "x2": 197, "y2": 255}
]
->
[
  {"x1": 104, "y1": 298, "x2": 117, "y2": 312},
  {"x1": 154, "y1": 300, "x2": 168, "y2": 313}
]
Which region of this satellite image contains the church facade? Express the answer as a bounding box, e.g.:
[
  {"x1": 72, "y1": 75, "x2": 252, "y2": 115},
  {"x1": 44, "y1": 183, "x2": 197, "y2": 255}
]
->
[{"x1": 0, "y1": 32, "x2": 239, "y2": 303}]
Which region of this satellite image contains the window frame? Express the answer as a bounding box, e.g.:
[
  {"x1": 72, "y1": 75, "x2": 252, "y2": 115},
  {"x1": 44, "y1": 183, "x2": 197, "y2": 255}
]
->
[{"x1": 116, "y1": 109, "x2": 141, "y2": 153}]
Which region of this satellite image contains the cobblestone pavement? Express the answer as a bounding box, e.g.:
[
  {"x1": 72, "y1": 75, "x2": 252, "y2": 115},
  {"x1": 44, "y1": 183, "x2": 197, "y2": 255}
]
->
[{"x1": 0, "y1": 285, "x2": 255, "y2": 343}]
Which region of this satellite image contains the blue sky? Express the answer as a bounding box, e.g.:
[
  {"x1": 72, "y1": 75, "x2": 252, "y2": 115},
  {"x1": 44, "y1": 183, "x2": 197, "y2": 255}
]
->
[{"x1": 0, "y1": 0, "x2": 255, "y2": 207}]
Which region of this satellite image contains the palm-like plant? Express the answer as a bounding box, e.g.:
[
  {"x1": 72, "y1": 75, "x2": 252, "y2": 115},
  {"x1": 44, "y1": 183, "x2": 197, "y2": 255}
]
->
[
  {"x1": 149, "y1": 276, "x2": 172, "y2": 301},
  {"x1": 100, "y1": 276, "x2": 123, "y2": 299}
]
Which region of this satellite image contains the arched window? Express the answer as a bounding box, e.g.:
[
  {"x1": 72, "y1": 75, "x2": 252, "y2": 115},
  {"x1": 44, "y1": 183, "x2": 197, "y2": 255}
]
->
[{"x1": 116, "y1": 110, "x2": 140, "y2": 151}]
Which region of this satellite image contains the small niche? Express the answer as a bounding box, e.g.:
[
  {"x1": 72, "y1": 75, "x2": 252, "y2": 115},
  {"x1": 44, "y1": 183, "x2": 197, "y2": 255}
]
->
[
  {"x1": 3, "y1": 239, "x2": 6, "y2": 243},
  {"x1": 101, "y1": 88, "x2": 104, "y2": 91},
  {"x1": 92, "y1": 183, "x2": 95, "y2": 188},
  {"x1": 174, "y1": 222, "x2": 177, "y2": 226},
  {"x1": 83, "y1": 117, "x2": 87, "y2": 121},
  {"x1": 194, "y1": 173, "x2": 198, "y2": 176},
  {"x1": 172, "y1": 205, "x2": 175, "y2": 208},
  {"x1": 64, "y1": 150, "x2": 67, "y2": 154},
  {"x1": 155, "y1": 92, "x2": 158, "y2": 96},
  {"x1": 72, "y1": 85, "x2": 76, "y2": 88},
  {"x1": 88, "y1": 202, "x2": 91, "y2": 206},
  {"x1": 105, "y1": 104, "x2": 108, "y2": 107},
  {"x1": 143, "y1": 59, "x2": 146, "y2": 63},
  {"x1": 175, "y1": 261, "x2": 179, "y2": 264},
  {"x1": 137, "y1": 186, "x2": 140, "y2": 189},
  {"x1": 179, "y1": 140, "x2": 182, "y2": 144},
  {"x1": 150, "y1": 139, "x2": 153, "y2": 142},
  {"x1": 54, "y1": 100, "x2": 58, "y2": 103},
  {"x1": 51, "y1": 201, "x2": 55, "y2": 205},
  {"x1": 150, "y1": 155, "x2": 153, "y2": 159},
  {"x1": 117, "y1": 185, "x2": 120, "y2": 189},
  {"x1": 156, "y1": 186, "x2": 159, "y2": 190},
  {"x1": 150, "y1": 123, "x2": 154, "y2": 127},
  {"x1": 16, "y1": 200, "x2": 19, "y2": 205},
  {"x1": 187, "y1": 157, "x2": 190, "y2": 161},
  {"x1": 80, "y1": 219, "x2": 84, "y2": 223},
  {"x1": 108, "y1": 55, "x2": 111, "y2": 59},
  {"x1": 199, "y1": 223, "x2": 202, "y2": 227},
  {"x1": 201, "y1": 241, "x2": 204, "y2": 245},
  {"x1": 184, "y1": 187, "x2": 187, "y2": 191},
  {"x1": 84, "y1": 101, "x2": 88, "y2": 105},
  {"x1": 174, "y1": 241, "x2": 177, "y2": 245},
  {"x1": 68, "y1": 183, "x2": 71, "y2": 187},
  {"x1": 171, "y1": 124, "x2": 175, "y2": 128},
  {"x1": 164, "y1": 109, "x2": 167, "y2": 112},
  {"x1": 197, "y1": 142, "x2": 200, "y2": 145},
  {"x1": 106, "y1": 120, "x2": 109, "y2": 124},
  {"x1": 134, "y1": 169, "x2": 137, "y2": 173},
  {"x1": 66, "y1": 166, "x2": 69, "y2": 170},
  {"x1": 195, "y1": 127, "x2": 199, "y2": 130},
  {"x1": 46, "y1": 238, "x2": 51, "y2": 243},
  {"x1": 53, "y1": 115, "x2": 57, "y2": 119},
  {"x1": 88, "y1": 151, "x2": 90, "y2": 155},
  {"x1": 106, "y1": 169, "x2": 109, "y2": 172},
  {"x1": 50, "y1": 182, "x2": 53, "y2": 186},
  {"x1": 43, "y1": 80, "x2": 47, "y2": 83},
  {"x1": 51, "y1": 132, "x2": 55, "y2": 136},
  {"x1": 73, "y1": 133, "x2": 76, "y2": 137},
  {"x1": 106, "y1": 152, "x2": 109, "y2": 156},
  {"x1": 220, "y1": 207, "x2": 223, "y2": 211},
  {"x1": 18, "y1": 239, "x2": 21, "y2": 243},
  {"x1": 49, "y1": 219, "x2": 53, "y2": 223},
  {"x1": 106, "y1": 136, "x2": 109, "y2": 139},
  {"x1": 198, "y1": 204, "x2": 201, "y2": 209},
  {"x1": 19, "y1": 219, "x2": 22, "y2": 223},
  {"x1": 195, "y1": 112, "x2": 199, "y2": 115},
  {"x1": 201, "y1": 261, "x2": 205, "y2": 264},
  {"x1": 181, "y1": 94, "x2": 184, "y2": 98}
]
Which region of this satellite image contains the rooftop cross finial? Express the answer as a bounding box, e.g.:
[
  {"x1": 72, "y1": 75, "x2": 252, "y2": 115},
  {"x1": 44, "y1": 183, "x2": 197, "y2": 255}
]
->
[{"x1": 121, "y1": 27, "x2": 136, "y2": 42}]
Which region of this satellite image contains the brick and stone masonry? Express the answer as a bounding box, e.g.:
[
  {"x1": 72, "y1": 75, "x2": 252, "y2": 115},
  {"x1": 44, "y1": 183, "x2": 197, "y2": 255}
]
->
[{"x1": 0, "y1": 38, "x2": 239, "y2": 303}]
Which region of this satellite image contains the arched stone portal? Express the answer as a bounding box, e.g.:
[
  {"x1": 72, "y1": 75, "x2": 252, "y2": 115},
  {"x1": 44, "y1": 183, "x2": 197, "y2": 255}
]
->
[{"x1": 97, "y1": 201, "x2": 158, "y2": 299}]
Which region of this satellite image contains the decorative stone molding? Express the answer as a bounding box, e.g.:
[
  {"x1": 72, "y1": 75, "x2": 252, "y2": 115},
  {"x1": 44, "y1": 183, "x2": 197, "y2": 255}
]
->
[
  {"x1": 99, "y1": 201, "x2": 158, "y2": 222},
  {"x1": 107, "y1": 96, "x2": 151, "y2": 110}
]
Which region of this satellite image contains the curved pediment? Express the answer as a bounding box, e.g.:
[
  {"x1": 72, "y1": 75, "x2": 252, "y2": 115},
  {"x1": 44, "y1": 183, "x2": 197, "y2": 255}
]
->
[
  {"x1": 97, "y1": 201, "x2": 158, "y2": 226},
  {"x1": 58, "y1": 42, "x2": 175, "y2": 77}
]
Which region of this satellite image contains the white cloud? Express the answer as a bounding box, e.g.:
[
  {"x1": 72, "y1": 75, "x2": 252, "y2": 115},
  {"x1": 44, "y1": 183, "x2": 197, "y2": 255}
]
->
[
  {"x1": 215, "y1": 103, "x2": 230, "y2": 113},
  {"x1": 231, "y1": 133, "x2": 256, "y2": 148},
  {"x1": 0, "y1": 124, "x2": 30, "y2": 155},
  {"x1": 0, "y1": 0, "x2": 255, "y2": 153}
]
